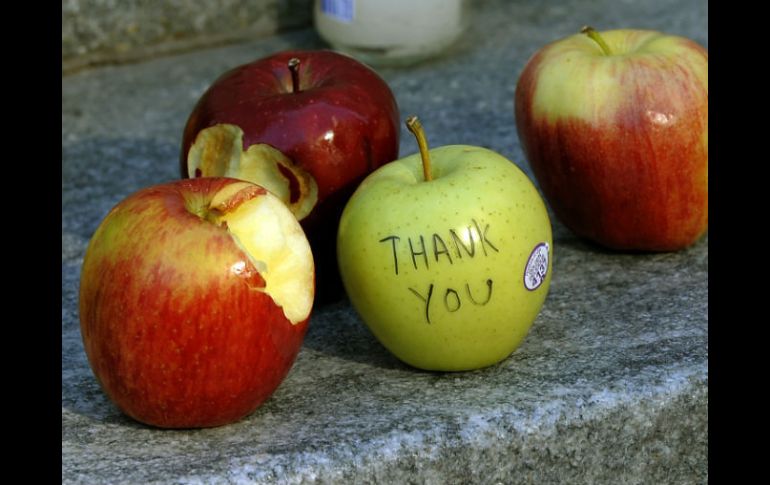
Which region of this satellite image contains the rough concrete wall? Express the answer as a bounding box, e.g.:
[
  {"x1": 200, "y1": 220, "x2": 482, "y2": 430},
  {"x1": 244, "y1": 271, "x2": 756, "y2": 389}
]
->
[{"x1": 62, "y1": 0, "x2": 313, "y2": 74}]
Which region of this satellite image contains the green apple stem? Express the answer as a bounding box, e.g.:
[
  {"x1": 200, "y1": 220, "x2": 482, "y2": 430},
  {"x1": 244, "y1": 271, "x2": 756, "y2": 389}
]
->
[
  {"x1": 288, "y1": 58, "x2": 301, "y2": 93},
  {"x1": 580, "y1": 26, "x2": 612, "y2": 56},
  {"x1": 406, "y1": 116, "x2": 433, "y2": 182}
]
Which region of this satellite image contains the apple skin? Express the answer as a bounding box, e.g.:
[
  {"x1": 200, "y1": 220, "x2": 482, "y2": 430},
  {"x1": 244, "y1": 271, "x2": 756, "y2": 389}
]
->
[
  {"x1": 79, "y1": 177, "x2": 314, "y2": 428},
  {"x1": 180, "y1": 49, "x2": 400, "y2": 302},
  {"x1": 337, "y1": 145, "x2": 553, "y2": 371},
  {"x1": 515, "y1": 29, "x2": 708, "y2": 251}
]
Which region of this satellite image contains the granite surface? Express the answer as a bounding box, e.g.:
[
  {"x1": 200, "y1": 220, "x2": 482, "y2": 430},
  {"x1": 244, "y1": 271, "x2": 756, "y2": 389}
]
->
[
  {"x1": 62, "y1": 0, "x2": 708, "y2": 483},
  {"x1": 62, "y1": 0, "x2": 313, "y2": 74}
]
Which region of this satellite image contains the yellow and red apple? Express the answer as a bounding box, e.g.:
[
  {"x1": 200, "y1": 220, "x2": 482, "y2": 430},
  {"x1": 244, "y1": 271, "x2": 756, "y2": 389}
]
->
[
  {"x1": 515, "y1": 27, "x2": 708, "y2": 251},
  {"x1": 79, "y1": 177, "x2": 314, "y2": 428},
  {"x1": 180, "y1": 49, "x2": 400, "y2": 301}
]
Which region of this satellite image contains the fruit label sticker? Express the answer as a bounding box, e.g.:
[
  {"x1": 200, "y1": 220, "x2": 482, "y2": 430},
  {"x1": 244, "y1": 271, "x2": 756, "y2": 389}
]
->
[
  {"x1": 321, "y1": 0, "x2": 355, "y2": 23},
  {"x1": 524, "y1": 242, "x2": 549, "y2": 291}
]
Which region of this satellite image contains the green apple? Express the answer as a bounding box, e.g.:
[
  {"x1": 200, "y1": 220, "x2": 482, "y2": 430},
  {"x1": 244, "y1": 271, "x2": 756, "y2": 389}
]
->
[{"x1": 337, "y1": 116, "x2": 553, "y2": 371}]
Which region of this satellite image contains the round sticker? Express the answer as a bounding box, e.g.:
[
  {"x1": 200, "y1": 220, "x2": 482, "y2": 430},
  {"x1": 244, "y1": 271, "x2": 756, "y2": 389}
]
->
[{"x1": 524, "y1": 242, "x2": 550, "y2": 291}]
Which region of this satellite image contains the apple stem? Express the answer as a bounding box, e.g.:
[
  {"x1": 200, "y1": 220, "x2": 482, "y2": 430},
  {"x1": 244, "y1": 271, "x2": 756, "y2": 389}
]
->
[
  {"x1": 288, "y1": 57, "x2": 301, "y2": 93},
  {"x1": 406, "y1": 116, "x2": 433, "y2": 182},
  {"x1": 581, "y1": 26, "x2": 612, "y2": 56}
]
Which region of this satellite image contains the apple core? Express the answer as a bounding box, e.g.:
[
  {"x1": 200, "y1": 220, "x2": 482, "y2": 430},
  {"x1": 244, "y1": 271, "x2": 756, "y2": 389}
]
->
[{"x1": 187, "y1": 123, "x2": 319, "y2": 221}]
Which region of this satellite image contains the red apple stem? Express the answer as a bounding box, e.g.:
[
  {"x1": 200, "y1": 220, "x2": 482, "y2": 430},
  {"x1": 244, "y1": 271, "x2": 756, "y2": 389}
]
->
[
  {"x1": 288, "y1": 57, "x2": 301, "y2": 93},
  {"x1": 580, "y1": 26, "x2": 612, "y2": 56},
  {"x1": 406, "y1": 116, "x2": 433, "y2": 182}
]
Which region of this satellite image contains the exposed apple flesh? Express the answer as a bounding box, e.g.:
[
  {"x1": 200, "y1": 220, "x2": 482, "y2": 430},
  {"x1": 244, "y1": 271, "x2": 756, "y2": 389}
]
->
[{"x1": 205, "y1": 181, "x2": 314, "y2": 323}]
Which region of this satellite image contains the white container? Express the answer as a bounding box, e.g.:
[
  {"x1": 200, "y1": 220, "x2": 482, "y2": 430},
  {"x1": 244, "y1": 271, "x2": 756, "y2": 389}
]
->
[{"x1": 313, "y1": 0, "x2": 469, "y2": 67}]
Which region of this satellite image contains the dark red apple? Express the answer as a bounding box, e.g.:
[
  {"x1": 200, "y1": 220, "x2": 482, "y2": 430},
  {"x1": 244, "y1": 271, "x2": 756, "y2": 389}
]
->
[
  {"x1": 179, "y1": 50, "x2": 400, "y2": 301},
  {"x1": 79, "y1": 177, "x2": 315, "y2": 428}
]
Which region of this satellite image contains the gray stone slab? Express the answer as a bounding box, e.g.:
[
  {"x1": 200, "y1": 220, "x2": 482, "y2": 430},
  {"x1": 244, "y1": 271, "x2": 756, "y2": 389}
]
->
[
  {"x1": 62, "y1": 0, "x2": 314, "y2": 73},
  {"x1": 62, "y1": 0, "x2": 708, "y2": 483}
]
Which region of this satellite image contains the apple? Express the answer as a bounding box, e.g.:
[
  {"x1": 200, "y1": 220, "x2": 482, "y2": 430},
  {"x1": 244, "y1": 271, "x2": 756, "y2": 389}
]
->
[
  {"x1": 179, "y1": 49, "x2": 400, "y2": 301},
  {"x1": 515, "y1": 27, "x2": 708, "y2": 251},
  {"x1": 337, "y1": 116, "x2": 553, "y2": 371},
  {"x1": 78, "y1": 177, "x2": 315, "y2": 428}
]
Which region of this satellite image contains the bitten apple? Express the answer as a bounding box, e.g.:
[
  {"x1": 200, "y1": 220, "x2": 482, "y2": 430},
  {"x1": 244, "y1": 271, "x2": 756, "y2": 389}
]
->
[
  {"x1": 515, "y1": 27, "x2": 708, "y2": 251},
  {"x1": 337, "y1": 117, "x2": 553, "y2": 371},
  {"x1": 79, "y1": 177, "x2": 314, "y2": 428},
  {"x1": 180, "y1": 50, "x2": 400, "y2": 301}
]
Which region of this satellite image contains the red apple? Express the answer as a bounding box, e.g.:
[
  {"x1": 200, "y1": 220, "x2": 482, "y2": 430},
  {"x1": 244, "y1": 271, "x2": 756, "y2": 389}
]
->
[
  {"x1": 79, "y1": 177, "x2": 315, "y2": 428},
  {"x1": 515, "y1": 27, "x2": 708, "y2": 251},
  {"x1": 179, "y1": 49, "x2": 400, "y2": 300}
]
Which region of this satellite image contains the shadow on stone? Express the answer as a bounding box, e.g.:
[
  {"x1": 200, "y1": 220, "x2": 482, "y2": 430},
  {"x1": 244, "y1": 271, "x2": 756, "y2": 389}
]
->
[
  {"x1": 302, "y1": 298, "x2": 410, "y2": 371},
  {"x1": 62, "y1": 374, "x2": 148, "y2": 430},
  {"x1": 549, "y1": 213, "x2": 710, "y2": 258}
]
